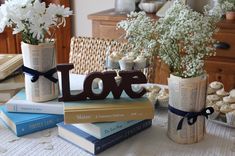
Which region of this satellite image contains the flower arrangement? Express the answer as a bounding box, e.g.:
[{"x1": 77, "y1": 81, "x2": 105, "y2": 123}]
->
[
  {"x1": 0, "y1": 0, "x2": 72, "y2": 45},
  {"x1": 118, "y1": 1, "x2": 219, "y2": 78},
  {"x1": 209, "y1": 0, "x2": 235, "y2": 18},
  {"x1": 117, "y1": 11, "x2": 158, "y2": 58},
  {"x1": 156, "y1": 1, "x2": 219, "y2": 78},
  {"x1": 220, "y1": 0, "x2": 235, "y2": 11}
]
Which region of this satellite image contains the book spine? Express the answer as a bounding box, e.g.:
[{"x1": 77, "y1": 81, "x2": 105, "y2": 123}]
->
[
  {"x1": 78, "y1": 120, "x2": 141, "y2": 139},
  {"x1": 100, "y1": 120, "x2": 141, "y2": 139},
  {"x1": 16, "y1": 115, "x2": 64, "y2": 136},
  {"x1": 94, "y1": 120, "x2": 152, "y2": 155},
  {"x1": 6, "y1": 103, "x2": 63, "y2": 115},
  {"x1": 64, "y1": 107, "x2": 154, "y2": 123}
]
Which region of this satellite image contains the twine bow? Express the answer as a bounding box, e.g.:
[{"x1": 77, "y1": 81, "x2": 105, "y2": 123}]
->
[
  {"x1": 168, "y1": 105, "x2": 214, "y2": 130},
  {"x1": 22, "y1": 65, "x2": 58, "y2": 83}
]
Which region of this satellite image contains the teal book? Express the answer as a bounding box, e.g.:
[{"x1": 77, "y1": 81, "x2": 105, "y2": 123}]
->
[
  {"x1": 0, "y1": 106, "x2": 64, "y2": 137},
  {"x1": 73, "y1": 120, "x2": 141, "y2": 139}
]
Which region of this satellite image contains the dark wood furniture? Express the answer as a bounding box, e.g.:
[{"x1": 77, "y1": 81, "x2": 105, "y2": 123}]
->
[
  {"x1": 88, "y1": 9, "x2": 235, "y2": 91},
  {"x1": 205, "y1": 20, "x2": 235, "y2": 91},
  {"x1": 0, "y1": 0, "x2": 71, "y2": 63}
]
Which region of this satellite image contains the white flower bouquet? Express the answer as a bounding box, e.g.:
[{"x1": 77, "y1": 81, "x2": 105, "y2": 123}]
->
[
  {"x1": 118, "y1": 0, "x2": 219, "y2": 78},
  {"x1": 156, "y1": 1, "x2": 219, "y2": 78},
  {"x1": 158, "y1": 1, "x2": 219, "y2": 143},
  {"x1": 118, "y1": 1, "x2": 221, "y2": 144},
  {"x1": 0, "y1": 0, "x2": 72, "y2": 45},
  {"x1": 117, "y1": 11, "x2": 158, "y2": 58},
  {"x1": 209, "y1": 0, "x2": 235, "y2": 18},
  {"x1": 0, "y1": 0, "x2": 72, "y2": 102}
]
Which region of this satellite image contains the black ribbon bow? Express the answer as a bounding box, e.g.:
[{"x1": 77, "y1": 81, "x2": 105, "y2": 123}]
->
[
  {"x1": 168, "y1": 105, "x2": 214, "y2": 130},
  {"x1": 22, "y1": 65, "x2": 58, "y2": 83}
]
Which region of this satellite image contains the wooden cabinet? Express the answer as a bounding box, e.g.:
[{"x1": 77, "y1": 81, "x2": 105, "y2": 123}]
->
[
  {"x1": 205, "y1": 20, "x2": 235, "y2": 91},
  {"x1": 0, "y1": 28, "x2": 21, "y2": 54},
  {"x1": 0, "y1": 0, "x2": 71, "y2": 63},
  {"x1": 88, "y1": 9, "x2": 126, "y2": 39},
  {"x1": 205, "y1": 59, "x2": 235, "y2": 90},
  {"x1": 88, "y1": 9, "x2": 157, "y2": 40},
  {"x1": 88, "y1": 9, "x2": 235, "y2": 91}
]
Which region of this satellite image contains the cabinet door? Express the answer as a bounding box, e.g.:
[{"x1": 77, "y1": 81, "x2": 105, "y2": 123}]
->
[
  {"x1": 154, "y1": 57, "x2": 235, "y2": 91},
  {"x1": 92, "y1": 21, "x2": 125, "y2": 39},
  {"x1": 154, "y1": 58, "x2": 170, "y2": 85},
  {"x1": 0, "y1": 28, "x2": 19, "y2": 54},
  {"x1": 205, "y1": 59, "x2": 235, "y2": 91},
  {"x1": 214, "y1": 32, "x2": 235, "y2": 59}
]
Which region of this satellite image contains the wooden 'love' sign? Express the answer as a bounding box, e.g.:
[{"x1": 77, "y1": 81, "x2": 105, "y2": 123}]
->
[{"x1": 57, "y1": 64, "x2": 147, "y2": 101}]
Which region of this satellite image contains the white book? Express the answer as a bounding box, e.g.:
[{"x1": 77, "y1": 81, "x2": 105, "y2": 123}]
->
[
  {"x1": 0, "y1": 74, "x2": 24, "y2": 91},
  {"x1": 6, "y1": 89, "x2": 63, "y2": 115},
  {"x1": 0, "y1": 89, "x2": 20, "y2": 102},
  {"x1": 0, "y1": 54, "x2": 23, "y2": 80}
]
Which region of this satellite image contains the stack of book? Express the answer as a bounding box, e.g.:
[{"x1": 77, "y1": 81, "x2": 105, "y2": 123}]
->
[
  {"x1": 57, "y1": 91, "x2": 155, "y2": 155},
  {"x1": 0, "y1": 54, "x2": 23, "y2": 80},
  {"x1": 0, "y1": 73, "x2": 84, "y2": 136},
  {"x1": 0, "y1": 54, "x2": 24, "y2": 103},
  {"x1": 0, "y1": 72, "x2": 155, "y2": 155},
  {"x1": 0, "y1": 54, "x2": 63, "y2": 136},
  {"x1": 0, "y1": 89, "x2": 64, "y2": 136},
  {"x1": 0, "y1": 74, "x2": 24, "y2": 103}
]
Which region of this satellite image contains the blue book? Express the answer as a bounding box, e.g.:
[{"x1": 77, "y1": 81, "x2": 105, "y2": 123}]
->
[
  {"x1": 73, "y1": 120, "x2": 141, "y2": 139},
  {"x1": 0, "y1": 106, "x2": 64, "y2": 137},
  {"x1": 57, "y1": 120, "x2": 152, "y2": 155}
]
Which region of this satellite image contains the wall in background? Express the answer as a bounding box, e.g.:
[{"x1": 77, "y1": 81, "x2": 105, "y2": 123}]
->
[
  {"x1": 71, "y1": 0, "x2": 115, "y2": 37},
  {"x1": 70, "y1": 0, "x2": 214, "y2": 37}
]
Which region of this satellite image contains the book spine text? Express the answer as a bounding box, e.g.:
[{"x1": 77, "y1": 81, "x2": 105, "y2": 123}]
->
[
  {"x1": 6, "y1": 103, "x2": 63, "y2": 115},
  {"x1": 16, "y1": 115, "x2": 63, "y2": 136},
  {"x1": 64, "y1": 108, "x2": 154, "y2": 123},
  {"x1": 78, "y1": 120, "x2": 141, "y2": 139}
]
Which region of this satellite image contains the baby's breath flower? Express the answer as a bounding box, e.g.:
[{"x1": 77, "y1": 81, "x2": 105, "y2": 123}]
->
[
  {"x1": 118, "y1": 0, "x2": 219, "y2": 78},
  {"x1": 155, "y1": 1, "x2": 219, "y2": 78},
  {"x1": 207, "y1": 0, "x2": 235, "y2": 18},
  {"x1": 117, "y1": 11, "x2": 158, "y2": 58}
]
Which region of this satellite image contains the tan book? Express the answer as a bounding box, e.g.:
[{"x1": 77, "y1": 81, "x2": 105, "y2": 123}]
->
[
  {"x1": 0, "y1": 74, "x2": 24, "y2": 90},
  {"x1": 64, "y1": 94, "x2": 155, "y2": 124},
  {"x1": 0, "y1": 54, "x2": 23, "y2": 80},
  {"x1": 0, "y1": 89, "x2": 20, "y2": 103}
]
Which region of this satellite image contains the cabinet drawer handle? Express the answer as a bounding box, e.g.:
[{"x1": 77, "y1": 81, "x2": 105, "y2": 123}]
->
[{"x1": 214, "y1": 42, "x2": 230, "y2": 50}]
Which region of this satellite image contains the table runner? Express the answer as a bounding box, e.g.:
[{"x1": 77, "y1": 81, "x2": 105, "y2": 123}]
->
[{"x1": 0, "y1": 109, "x2": 234, "y2": 156}]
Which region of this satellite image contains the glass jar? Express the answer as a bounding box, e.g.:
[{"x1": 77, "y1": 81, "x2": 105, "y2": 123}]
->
[{"x1": 115, "y1": 0, "x2": 136, "y2": 13}]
